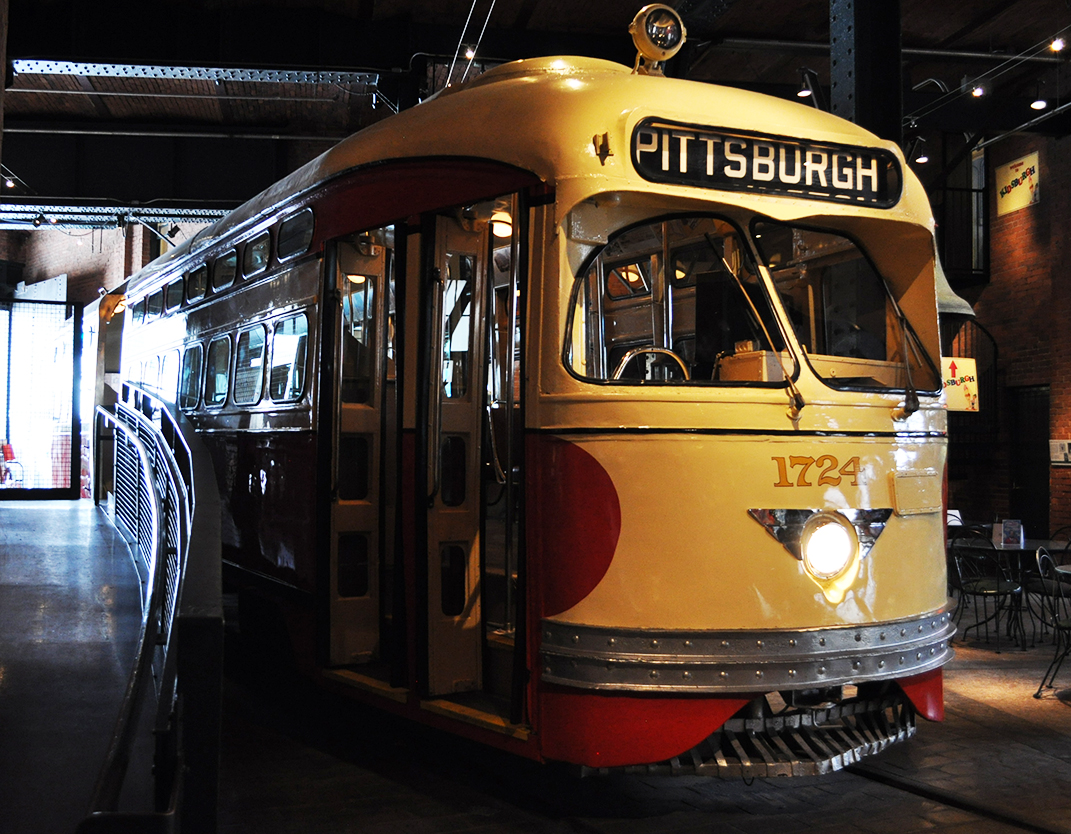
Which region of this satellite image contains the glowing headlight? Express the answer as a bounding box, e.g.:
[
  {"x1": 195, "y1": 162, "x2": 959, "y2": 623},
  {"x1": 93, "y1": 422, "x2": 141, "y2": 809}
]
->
[{"x1": 800, "y1": 512, "x2": 858, "y2": 580}]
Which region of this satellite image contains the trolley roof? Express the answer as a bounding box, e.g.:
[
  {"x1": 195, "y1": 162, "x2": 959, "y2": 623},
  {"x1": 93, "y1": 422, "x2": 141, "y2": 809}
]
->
[{"x1": 129, "y1": 55, "x2": 931, "y2": 293}]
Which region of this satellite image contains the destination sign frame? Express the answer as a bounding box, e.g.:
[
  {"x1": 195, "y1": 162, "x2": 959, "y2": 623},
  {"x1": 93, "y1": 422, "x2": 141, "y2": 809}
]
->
[{"x1": 631, "y1": 118, "x2": 902, "y2": 208}]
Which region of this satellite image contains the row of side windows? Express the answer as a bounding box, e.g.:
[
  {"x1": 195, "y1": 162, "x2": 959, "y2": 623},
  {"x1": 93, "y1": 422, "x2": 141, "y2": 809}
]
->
[
  {"x1": 132, "y1": 207, "x2": 315, "y2": 324},
  {"x1": 178, "y1": 312, "x2": 309, "y2": 410}
]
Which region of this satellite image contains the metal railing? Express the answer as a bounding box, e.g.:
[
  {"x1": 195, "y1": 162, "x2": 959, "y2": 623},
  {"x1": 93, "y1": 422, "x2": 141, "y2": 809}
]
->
[{"x1": 79, "y1": 384, "x2": 222, "y2": 834}]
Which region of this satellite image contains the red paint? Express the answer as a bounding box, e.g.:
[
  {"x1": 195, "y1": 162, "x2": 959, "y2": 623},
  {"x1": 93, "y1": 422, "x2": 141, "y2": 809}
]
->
[
  {"x1": 539, "y1": 687, "x2": 749, "y2": 767},
  {"x1": 528, "y1": 435, "x2": 621, "y2": 617},
  {"x1": 898, "y1": 668, "x2": 944, "y2": 721},
  {"x1": 311, "y1": 160, "x2": 542, "y2": 249}
]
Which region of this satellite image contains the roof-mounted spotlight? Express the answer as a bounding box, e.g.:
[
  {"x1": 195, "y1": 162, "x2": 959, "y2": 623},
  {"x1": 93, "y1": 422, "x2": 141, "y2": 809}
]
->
[{"x1": 629, "y1": 4, "x2": 686, "y2": 76}]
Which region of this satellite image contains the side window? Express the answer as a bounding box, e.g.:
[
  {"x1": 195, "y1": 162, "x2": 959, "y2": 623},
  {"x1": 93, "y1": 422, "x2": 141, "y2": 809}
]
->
[
  {"x1": 147, "y1": 288, "x2": 165, "y2": 320},
  {"x1": 179, "y1": 344, "x2": 204, "y2": 410},
  {"x1": 205, "y1": 336, "x2": 231, "y2": 407},
  {"x1": 233, "y1": 326, "x2": 266, "y2": 405},
  {"x1": 187, "y1": 265, "x2": 207, "y2": 302},
  {"x1": 278, "y1": 208, "x2": 315, "y2": 260},
  {"x1": 212, "y1": 250, "x2": 237, "y2": 292},
  {"x1": 160, "y1": 350, "x2": 180, "y2": 402},
  {"x1": 133, "y1": 298, "x2": 147, "y2": 325},
  {"x1": 165, "y1": 278, "x2": 183, "y2": 312},
  {"x1": 269, "y1": 314, "x2": 309, "y2": 402},
  {"x1": 244, "y1": 232, "x2": 271, "y2": 277}
]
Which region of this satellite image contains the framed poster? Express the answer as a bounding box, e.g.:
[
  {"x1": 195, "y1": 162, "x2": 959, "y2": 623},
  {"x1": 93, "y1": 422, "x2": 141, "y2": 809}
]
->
[{"x1": 995, "y1": 152, "x2": 1039, "y2": 216}]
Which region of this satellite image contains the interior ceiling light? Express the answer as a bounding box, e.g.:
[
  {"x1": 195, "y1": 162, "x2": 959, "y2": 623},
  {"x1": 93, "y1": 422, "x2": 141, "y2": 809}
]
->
[
  {"x1": 971, "y1": 85, "x2": 986, "y2": 97},
  {"x1": 1052, "y1": 37, "x2": 1066, "y2": 52}
]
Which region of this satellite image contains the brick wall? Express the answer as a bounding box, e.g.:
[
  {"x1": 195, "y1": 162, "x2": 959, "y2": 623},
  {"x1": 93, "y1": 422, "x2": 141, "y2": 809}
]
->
[
  {"x1": 948, "y1": 131, "x2": 1071, "y2": 534},
  {"x1": 0, "y1": 221, "x2": 205, "y2": 305}
]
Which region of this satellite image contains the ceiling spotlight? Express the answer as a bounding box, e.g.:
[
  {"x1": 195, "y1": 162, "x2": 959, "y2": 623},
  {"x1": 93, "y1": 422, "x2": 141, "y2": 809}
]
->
[
  {"x1": 32, "y1": 214, "x2": 44, "y2": 227},
  {"x1": 906, "y1": 136, "x2": 928, "y2": 164},
  {"x1": 1052, "y1": 37, "x2": 1066, "y2": 52},
  {"x1": 796, "y1": 68, "x2": 826, "y2": 109},
  {"x1": 4, "y1": 178, "x2": 14, "y2": 189},
  {"x1": 971, "y1": 85, "x2": 986, "y2": 97},
  {"x1": 167, "y1": 224, "x2": 180, "y2": 238},
  {"x1": 1032, "y1": 93, "x2": 1048, "y2": 110},
  {"x1": 464, "y1": 46, "x2": 475, "y2": 60}
]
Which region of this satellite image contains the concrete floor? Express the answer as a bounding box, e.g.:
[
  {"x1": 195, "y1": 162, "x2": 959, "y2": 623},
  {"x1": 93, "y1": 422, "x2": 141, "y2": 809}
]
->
[{"x1": 5, "y1": 500, "x2": 1071, "y2": 834}]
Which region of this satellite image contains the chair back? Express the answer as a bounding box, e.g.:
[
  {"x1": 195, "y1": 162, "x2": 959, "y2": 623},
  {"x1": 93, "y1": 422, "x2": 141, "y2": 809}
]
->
[
  {"x1": 949, "y1": 538, "x2": 1014, "y2": 594},
  {"x1": 1036, "y1": 548, "x2": 1071, "y2": 626}
]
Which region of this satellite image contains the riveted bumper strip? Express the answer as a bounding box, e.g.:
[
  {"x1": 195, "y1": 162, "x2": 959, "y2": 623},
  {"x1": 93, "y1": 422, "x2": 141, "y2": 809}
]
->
[{"x1": 540, "y1": 605, "x2": 955, "y2": 693}]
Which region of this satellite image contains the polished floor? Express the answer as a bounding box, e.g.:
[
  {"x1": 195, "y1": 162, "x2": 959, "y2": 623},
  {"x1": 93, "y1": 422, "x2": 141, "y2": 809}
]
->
[
  {"x1": 4, "y1": 500, "x2": 1071, "y2": 834},
  {"x1": 0, "y1": 501, "x2": 150, "y2": 834}
]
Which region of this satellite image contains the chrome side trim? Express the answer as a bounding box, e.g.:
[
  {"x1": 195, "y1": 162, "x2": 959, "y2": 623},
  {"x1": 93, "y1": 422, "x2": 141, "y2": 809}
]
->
[{"x1": 540, "y1": 606, "x2": 955, "y2": 692}]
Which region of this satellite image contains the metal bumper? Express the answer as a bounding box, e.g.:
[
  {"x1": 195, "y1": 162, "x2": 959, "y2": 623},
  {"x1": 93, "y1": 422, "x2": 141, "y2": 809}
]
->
[{"x1": 541, "y1": 605, "x2": 955, "y2": 693}]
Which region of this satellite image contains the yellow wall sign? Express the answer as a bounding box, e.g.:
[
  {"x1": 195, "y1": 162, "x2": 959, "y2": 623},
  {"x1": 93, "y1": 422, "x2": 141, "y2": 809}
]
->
[
  {"x1": 943, "y1": 356, "x2": 978, "y2": 412},
  {"x1": 995, "y1": 152, "x2": 1039, "y2": 216}
]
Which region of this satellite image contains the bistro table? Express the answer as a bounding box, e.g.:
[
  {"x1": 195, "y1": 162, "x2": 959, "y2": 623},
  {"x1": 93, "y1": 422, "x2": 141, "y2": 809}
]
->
[
  {"x1": 946, "y1": 535, "x2": 1066, "y2": 650},
  {"x1": 991, "y1": 539, "x2": 1071, "y2": 647}
]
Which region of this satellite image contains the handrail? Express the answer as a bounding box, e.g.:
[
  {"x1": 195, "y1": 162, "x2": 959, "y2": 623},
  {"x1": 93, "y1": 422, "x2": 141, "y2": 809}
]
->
[{"x1": 79, "y1": 384, "x2": 222, "y2": 834}]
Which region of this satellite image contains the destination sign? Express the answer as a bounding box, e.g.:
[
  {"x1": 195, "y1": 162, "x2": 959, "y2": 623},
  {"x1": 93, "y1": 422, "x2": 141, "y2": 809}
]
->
[{"x1": 631, "y1": 118, "x2": 902, "y2": 208}]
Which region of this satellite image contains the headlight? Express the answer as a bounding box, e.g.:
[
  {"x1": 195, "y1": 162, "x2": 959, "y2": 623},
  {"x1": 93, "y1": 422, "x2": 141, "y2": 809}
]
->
[{"x1": 800, "y1": 512, "x2": 858, "y2": 580}]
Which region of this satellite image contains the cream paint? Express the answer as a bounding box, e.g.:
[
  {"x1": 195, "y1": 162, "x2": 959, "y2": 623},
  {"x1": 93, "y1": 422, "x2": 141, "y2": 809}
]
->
[{"x1": 548, "y1": 433, "x2": 947, "y2": 631}]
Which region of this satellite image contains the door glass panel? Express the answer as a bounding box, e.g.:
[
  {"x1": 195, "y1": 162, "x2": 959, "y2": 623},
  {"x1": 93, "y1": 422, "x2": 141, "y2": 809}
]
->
[
  {"x1": 338, "y1": 434, "x2": 369, "y2": 500},
  {"x1": 440, "y1": 435, "x2": 466, "y2": 507},
  {"x1": 440, "y1": 544, "x2": 467, "y2": 617},
  {"x1": 441, "y1": 253, "x2": 474, "y2": 398},
  {"x1": 341, "y1": 250, "x2": 378, "y2": 404},
  {"x1": 338, "y1": 533, "x2": 370, "y2": 598}
]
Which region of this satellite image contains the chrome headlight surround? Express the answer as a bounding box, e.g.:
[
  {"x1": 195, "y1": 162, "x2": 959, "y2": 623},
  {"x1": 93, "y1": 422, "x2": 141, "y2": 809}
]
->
[{"x1": 749, "y1": 507, "x2": 891, "y2": 603}]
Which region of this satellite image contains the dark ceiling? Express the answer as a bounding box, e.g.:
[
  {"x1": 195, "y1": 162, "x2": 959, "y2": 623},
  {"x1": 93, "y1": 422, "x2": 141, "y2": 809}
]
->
[{"x1": 2, "y1": 0, "x2": 1070, "y2": 228}]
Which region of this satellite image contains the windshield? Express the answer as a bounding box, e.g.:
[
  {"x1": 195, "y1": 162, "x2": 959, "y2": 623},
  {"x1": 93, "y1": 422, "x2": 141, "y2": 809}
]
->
[
  {"x1": 566, "y1": 216, "x2": 788, "y2": 384},
  {"x1": 752, "y1": 221, "x2": 940, "y2": 393},
  {"x1": 565, "y1": 213, "x2": 940, "y2": 395}
]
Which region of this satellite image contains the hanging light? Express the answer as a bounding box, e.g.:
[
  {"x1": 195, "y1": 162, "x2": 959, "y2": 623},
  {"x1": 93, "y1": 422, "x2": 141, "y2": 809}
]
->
[
  {"x1": 795, "y1": 68, "x2": 825, "y2": 109},
  {"x1": 914, "y1": 138, "x2": 929, "y2": 164},
  {"x1": 905, "y1": 136, "x2": 928, "y2": 164},
  {"x1": 1031, "y1": 83, "x2": 1048, "y2": 110}
]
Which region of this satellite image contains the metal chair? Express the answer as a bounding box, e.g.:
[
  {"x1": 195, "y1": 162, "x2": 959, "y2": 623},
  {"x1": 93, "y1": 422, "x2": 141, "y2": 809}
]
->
[
  {"x1": 1033, "y1": 547, "x2": 1071, "y2": 698},
  {"x1": 949, "y1": 537, "x2": 1023, "y2": 652}
]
